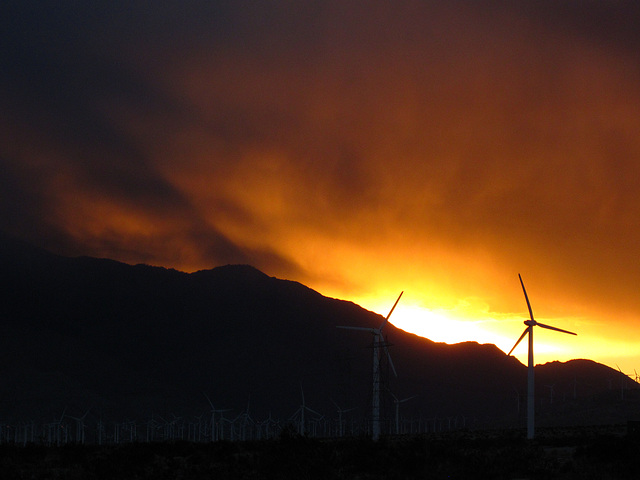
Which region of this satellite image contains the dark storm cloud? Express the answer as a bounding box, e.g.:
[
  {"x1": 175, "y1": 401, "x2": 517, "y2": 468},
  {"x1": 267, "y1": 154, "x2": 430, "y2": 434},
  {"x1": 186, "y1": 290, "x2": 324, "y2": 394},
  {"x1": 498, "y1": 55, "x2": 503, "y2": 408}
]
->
[
  {"x1": 522, "y1": 0, "x2": 640, "y2": 52},
  {"x1": 0, "y1": 154, "x2": 49, "y2": 237},
  {"x1": 2, "y1": 1, "x2": 184, "y2": 202},
  {"x1": 0, "y1": 1, "x2": 305, "y2": 275}
]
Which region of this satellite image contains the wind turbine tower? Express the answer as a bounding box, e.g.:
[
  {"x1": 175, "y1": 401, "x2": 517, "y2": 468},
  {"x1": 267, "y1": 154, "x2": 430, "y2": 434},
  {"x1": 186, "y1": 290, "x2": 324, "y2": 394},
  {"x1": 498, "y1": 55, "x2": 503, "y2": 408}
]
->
[
  {"x1": 508, "y1": 274, "x2": 576, "y2": 440},
  {"x1": 390, "y1": 393, "x2": 417, "y2": 435},
  {"x1": 337, "y1": 291, "x2": 403, "y2": 440},
  {"x1": 203, "y1": 393, "x2": 231, "y2": 442},
  {"x1": 331, "y1": 399, "x2": 355, "y2": 437},
  {"x1": 294, "y1": 383, "x2": 322, "y2": 435}
]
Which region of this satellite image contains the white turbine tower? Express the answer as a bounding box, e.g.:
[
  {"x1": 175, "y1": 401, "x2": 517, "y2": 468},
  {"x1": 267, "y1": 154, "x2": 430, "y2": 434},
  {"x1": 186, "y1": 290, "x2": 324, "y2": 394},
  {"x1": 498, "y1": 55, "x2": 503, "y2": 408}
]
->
[
  {"x1": 330, "y1": 398, "x2": 355, "y2": 437},
  {"x1": 337, "y1": 291, "x2": 403, "y2": 441},
  {"x1": 507, "y1": 274, "x2": 576, "y2": 440},
  {"x1": 68, "y1": 409, "x2": 90, "y2": 444},
  {"x1": 390, "y1": 393, "x2": 417, "y2": 435},
  {"x1": 289, "y1": 383, "x2": 322, "y2": 436},
  {"x1": 203, "y1": 392, "x2": 231, "y2": 441}
]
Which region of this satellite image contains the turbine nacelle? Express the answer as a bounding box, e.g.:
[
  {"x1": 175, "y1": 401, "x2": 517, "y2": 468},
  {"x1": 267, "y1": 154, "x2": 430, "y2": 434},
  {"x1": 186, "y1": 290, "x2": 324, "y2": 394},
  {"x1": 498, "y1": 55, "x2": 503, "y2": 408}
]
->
[{"x1": 508, "y1": 275, "x2": 577, "y2": 357}]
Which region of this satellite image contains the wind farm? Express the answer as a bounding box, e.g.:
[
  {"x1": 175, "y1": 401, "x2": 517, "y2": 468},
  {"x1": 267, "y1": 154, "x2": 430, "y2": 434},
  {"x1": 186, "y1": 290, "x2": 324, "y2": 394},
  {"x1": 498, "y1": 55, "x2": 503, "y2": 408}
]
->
[
  {"x1": 0, "y1": 236, "x2": 639, "y2": 477},
  {"x1": 3, "y1": 0, "x2": 640, "y2": 476},
  {"x1": 0, "y1": 237, "x2": 636, "y2": 436}
]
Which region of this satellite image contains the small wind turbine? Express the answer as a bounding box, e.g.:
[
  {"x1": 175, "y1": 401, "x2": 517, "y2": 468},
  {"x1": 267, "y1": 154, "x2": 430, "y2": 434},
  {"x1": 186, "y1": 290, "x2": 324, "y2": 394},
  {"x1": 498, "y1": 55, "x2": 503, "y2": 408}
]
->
[
  {"x1": 337, "y1": 291, "x2": 403, "y2": 440},
  {"x1": 513, "y1": 387, "x2": 521, "y2": 415},
  {"x1": 233, "y1": 398, "x2": 254, "y2": 441},
  {"x1": 390, "y1": 393, "x2": 417, "y2": 435},
  {"x1": 507, "y1": 274, "x2": 576, "y2": 440},
  {"x1": 68, "y1": 409, "x2": 90, "y2": 444},
  {"x1": 330, "y1": 398, "x2": 356, "y2": 437},
  {"x1": 203, "y1": 392, "x2": 231, "y2": 442},
  {"x1": 51, "y1": 407, "x2": 67, "y2": 446},
  {"x1": 289, "y1": 383, "x2": 322, "y2": 435},
  {"x1": 545, "y1": 384, "x2": 555, "y2": 405}
]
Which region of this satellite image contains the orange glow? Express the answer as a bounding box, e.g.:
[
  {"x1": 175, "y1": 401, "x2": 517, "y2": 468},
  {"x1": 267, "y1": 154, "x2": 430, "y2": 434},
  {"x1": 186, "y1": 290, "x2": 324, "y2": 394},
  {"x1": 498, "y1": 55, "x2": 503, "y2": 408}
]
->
[
  {"x1": 350, "y1": 289, "x2": 640, "y2": 375},
  {"x1": 3, "y1": 2, "x2": 640, "y2": 378}
]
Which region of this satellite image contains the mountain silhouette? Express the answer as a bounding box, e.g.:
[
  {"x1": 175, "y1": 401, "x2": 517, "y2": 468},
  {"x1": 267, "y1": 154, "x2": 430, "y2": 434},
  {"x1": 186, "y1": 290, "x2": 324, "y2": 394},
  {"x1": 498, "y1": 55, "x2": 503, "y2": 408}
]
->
[{"x1": 0, "y1": 232, "x2": 636, "y2": 434}]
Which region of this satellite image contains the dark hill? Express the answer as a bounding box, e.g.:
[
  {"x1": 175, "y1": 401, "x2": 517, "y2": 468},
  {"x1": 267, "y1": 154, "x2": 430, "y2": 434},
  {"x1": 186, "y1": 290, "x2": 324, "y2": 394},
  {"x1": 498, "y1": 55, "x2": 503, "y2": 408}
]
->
[{"x1": 0, "y1": 233, "x2": 635, "y2": 435}]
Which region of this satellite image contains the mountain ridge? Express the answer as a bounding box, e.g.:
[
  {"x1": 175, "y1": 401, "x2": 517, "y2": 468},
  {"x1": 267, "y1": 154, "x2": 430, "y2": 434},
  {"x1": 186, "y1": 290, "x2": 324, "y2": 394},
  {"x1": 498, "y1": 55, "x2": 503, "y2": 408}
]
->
[{"x1": 0, "y1": 233, "x2": 636, "y2": 435}]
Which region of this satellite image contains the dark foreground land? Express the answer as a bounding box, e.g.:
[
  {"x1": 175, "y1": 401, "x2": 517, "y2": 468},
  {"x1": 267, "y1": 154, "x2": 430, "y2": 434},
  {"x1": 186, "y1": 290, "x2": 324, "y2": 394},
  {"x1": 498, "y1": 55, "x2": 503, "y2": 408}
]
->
[{"x1": 1, "y1": 427, "x2": 640, "y2": 479}]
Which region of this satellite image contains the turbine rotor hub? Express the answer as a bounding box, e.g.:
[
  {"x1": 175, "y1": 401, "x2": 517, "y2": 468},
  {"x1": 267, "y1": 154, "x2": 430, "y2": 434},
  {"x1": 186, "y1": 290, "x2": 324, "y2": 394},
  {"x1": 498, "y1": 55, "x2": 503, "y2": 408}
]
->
[{"x1": 524, "y1": 319, "x2": 536, "y2": 327}]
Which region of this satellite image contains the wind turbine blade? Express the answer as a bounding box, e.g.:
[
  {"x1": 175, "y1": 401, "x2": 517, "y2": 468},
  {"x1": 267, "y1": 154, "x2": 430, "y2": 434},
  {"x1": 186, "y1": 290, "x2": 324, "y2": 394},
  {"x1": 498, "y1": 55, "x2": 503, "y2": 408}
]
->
[
  {"x1": 379, "y1": 291, "x2": 404, "y2": 330},
  {"x1": 288, "y1": 409, "x2": 300, "y2": 422},
  {"x1": 518, "y1": 274, "x2": 535, "y2": 322},
  {"x1": 536, "y1": 322, "x2": 577, "y2": 336},
  {"x1": 400, "y1": 395, "x2": 418, "y2": 403},
  {"x1": 337, "y1": 326, "x2": 376, "y2": 333},
  {"x1": 386, "y1": 291, "x2": 404, "y2": 320},
  {"x1": 202, "y1": 392, "x2": 215, "y2": 409},
  {"x1": 508, "y1": 327, "x2": 529, "y2": 356},
  {"x1": 305, "y1": 406, "x2": 322, "y2": 417},
  {"x1": 384, "y1": 343, "x2": 398, "y2": 377}
]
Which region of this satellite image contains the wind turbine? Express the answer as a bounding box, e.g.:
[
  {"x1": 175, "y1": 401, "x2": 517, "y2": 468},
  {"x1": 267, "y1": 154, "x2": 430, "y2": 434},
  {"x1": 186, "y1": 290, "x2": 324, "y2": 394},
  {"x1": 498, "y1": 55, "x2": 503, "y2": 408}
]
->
[
  {"x1": 49, "y1": 407, "x2": 67, "y2": 446},
  {"x1": 68, "y1": 408, "x2": 90, "y2": 444},
  {"x1": 513, "y1": 387, "x2": 521, "y2": 415},
  {"x1": 390, "y1": 393, "x2": 417, "y2": 435},
  {"x1": 232, "y1": 398, "x2": 254, "y2": 441},
  {"x1": 203, "y1": 392, "x2": 231, "y2": 442},
  {"x1": 545, "y1": 384, "x2": 555, "y2": 405},
  {"x1": 330, "y1": 398, "x2": 356, "y2": 437},
  {"x1": 508, "y1": 274, "x2": 576, "y2": 440},
  {"x1": 337, "y1": 291, "x2": 403, "y2": 440},
  {"x1": 289, "y1": 383, "x2": 322, "y2": 436}
]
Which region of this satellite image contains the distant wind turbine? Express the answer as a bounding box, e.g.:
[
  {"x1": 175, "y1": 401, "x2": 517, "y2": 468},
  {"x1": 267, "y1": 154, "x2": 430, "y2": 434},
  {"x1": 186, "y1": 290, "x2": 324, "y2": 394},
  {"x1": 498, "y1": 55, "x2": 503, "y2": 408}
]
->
[
  {"x1": 507, "y1": 274, "x2": 576, "y2": 440},
  {"x1": 68, "y1": 409, "x2": 90, "y2": 444},
  {"x1": 203, "y1": 392, "x2": 231, "y2": 442},
  {"x1": 390, "y1": 393, "x2": 417, "y2": 435},
  {"x1": 513, "y1": 387, "x2": 521, "y2": 415},
  {"x1": 337, "y1": 291, "x2": 403, "y2": 441},
  {"x1": 330, "y1": 398, "x2": 355, "y2": 437},
  {"x1": 233, "y1": 397, "x2": 254, "y2": 441},
  {"x1": 545, "y1": 384, "x2": 555, "y2": 405},
  {"x1": 289, "y1": 383, "x2": 322, "y2": 435}
]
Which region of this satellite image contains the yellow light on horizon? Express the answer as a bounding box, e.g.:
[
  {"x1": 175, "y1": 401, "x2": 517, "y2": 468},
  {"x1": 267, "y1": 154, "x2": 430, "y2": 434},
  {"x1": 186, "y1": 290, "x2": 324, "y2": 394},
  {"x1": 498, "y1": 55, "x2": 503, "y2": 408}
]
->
[
  {"x1": 360, "y1": 297, "x2": 516, "y2": 349},
  {"x1": 309, "y1": 266, "x2": 640, "y2": 376},
  {"x1": 355, "y1": 294, "x2": 639, "y2": 372}
]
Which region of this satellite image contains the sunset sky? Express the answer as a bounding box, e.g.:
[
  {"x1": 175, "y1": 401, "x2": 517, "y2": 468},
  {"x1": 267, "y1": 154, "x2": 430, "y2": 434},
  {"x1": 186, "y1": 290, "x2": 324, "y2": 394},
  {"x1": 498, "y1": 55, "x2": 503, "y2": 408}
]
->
[{"x1": 2, "y1": 1, "x2": 640, "y2": 374}]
